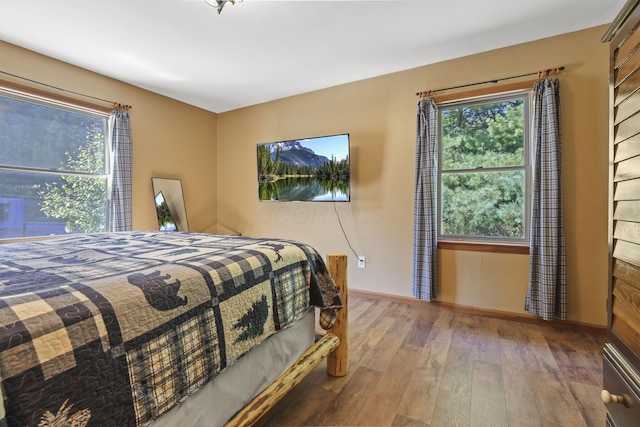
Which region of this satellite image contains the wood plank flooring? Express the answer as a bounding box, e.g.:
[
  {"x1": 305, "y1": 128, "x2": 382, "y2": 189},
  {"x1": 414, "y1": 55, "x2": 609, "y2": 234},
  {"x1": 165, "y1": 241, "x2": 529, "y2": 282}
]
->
[{"x1": 255, "y1": 294, "x2": 607, "y2": 427}]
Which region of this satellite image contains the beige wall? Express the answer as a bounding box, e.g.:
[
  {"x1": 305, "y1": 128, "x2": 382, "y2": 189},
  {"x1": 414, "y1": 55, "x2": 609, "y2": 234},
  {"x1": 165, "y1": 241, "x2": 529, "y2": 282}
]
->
[
  {"x1": 1, "y1": 24, "x2": 611, "y2": 326},
  {"x1": 217, "y1": 25, "x2": 610, "y2": 326},
  {"x1": 0, "y1": 40, "x2": 219, "y2": 234}
]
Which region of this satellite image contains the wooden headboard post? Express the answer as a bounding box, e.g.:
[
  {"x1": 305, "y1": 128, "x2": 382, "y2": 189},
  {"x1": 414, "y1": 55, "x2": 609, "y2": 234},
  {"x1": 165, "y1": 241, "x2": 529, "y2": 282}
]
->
[{"x1": 326, "y1": 253, "x2": 348, "y2": 377}]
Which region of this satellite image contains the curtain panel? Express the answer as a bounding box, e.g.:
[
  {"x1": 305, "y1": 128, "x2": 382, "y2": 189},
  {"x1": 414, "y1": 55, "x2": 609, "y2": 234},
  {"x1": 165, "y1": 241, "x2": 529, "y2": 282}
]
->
[
  {"x1": 525, "y1": 78, "x2": 566, "y2": 320},
  {"x1": 412, "y1": 98, "x2": 439, "y2": 301},
  {"x1": 108, "y1": 109, "x2": 132, "y2": 232}
]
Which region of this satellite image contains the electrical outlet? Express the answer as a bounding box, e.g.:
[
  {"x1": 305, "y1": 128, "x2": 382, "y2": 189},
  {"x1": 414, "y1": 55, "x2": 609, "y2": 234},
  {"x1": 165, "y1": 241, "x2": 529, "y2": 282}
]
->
[{"x1": 358, "y1": 256, "x2": 366, "y2": 268}]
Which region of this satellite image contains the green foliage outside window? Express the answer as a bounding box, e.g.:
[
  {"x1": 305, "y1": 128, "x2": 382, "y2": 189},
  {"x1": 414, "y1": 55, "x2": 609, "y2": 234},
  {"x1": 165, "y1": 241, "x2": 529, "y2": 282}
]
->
[
  {"x1": 0, "y1": 92, "x2": 108, "y2": 238},
  {"x1": 440, "y1": 96, "x2": 528, "y2": 240},
  {"x1": 37, "y1": 123, "x2": 107, "y2": 233}
]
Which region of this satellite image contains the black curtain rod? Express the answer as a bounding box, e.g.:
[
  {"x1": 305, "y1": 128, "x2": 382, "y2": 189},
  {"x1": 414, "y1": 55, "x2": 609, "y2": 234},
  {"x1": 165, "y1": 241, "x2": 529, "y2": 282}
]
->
[
  {"x1": 416, "y1": 66, "x2": 565, "y2": 97},
  {"x1": 0, "y1": 69, "x2": 132, "y2": 109}
]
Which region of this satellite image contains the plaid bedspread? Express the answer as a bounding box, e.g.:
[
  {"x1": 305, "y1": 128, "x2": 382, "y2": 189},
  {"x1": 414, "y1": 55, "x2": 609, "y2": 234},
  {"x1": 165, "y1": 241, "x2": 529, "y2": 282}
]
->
[{"x1": 0, "y1": 232, "x2": 341, "y2": 427}]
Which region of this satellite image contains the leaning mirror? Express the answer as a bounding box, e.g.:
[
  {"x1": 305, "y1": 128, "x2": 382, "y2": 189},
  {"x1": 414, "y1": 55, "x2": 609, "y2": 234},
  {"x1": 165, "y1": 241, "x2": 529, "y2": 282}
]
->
[{"x1": 151, "y1": 177, "x2": 189, "y2": 232}]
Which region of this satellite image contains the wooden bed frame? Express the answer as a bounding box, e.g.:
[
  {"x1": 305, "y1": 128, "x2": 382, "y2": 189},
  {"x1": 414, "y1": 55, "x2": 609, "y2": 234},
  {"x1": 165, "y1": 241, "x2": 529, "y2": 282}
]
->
[{"x1": 227, "y1": 253, "x2": 349, "y2": 426}]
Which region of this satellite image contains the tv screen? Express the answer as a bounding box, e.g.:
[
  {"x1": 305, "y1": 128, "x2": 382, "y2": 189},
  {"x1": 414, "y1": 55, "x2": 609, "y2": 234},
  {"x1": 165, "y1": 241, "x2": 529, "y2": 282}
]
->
[
  {"x1": 154, "y1": 191, "x2": 178, "y2": 231},
  {"x1": 257, "y1": 133, "x2": 350, "y2": 202}
]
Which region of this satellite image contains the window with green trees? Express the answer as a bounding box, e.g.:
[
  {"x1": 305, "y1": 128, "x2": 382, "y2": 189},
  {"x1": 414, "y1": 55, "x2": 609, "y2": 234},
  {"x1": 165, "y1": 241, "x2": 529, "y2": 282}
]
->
[
  {"x1": 0, "y1": 89, "x2": 109, "y2": 239},
  {"x1": 439, "y1": 92, "x2": 530, "y2": 243}
]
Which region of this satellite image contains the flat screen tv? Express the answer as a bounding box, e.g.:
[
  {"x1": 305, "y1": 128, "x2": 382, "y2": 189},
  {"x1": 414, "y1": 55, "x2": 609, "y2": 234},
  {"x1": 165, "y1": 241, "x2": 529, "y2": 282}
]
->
[
  {"x1": 257, "y1": 133, "x2": 350, "y2": 202},
  {"x1": 154, "y1": 191, "x2": 178, "y2": 231}
]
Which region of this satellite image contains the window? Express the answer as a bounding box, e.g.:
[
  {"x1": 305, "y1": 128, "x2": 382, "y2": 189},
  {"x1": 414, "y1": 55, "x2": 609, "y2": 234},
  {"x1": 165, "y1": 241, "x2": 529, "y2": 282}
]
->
[
  {"x1": 438, "y1": 92, "x2": 530, "y2": 244},
  {"x1": 0, "y1": 89, "x2": 109, "y2": 239}
]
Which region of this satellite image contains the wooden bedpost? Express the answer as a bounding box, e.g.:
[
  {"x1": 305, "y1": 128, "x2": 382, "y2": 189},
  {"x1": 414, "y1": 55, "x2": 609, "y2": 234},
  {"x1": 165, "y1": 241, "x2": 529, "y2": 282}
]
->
[
  {"x1": 326, "y1": 253, "x2": 348, "y2": 377},
  {"x1": 225, "y1": 253, "x2": 348, "y2": 426}
]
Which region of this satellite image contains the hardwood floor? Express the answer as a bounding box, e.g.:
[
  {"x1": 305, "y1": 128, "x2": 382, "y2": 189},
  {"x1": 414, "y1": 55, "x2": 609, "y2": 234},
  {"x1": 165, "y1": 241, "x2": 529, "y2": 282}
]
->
[{"x1": 255, "y1": 294, "x2": 607, "y2": 427}]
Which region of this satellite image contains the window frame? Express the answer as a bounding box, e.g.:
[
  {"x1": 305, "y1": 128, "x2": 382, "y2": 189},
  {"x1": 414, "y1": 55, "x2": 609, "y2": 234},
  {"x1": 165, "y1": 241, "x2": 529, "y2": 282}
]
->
[
  {"x1": 437, "y1": 90, "x2": 532, "y2": 246},
  {"x1": 0, "y1": 81, "x2": 112, "y2": 240}
]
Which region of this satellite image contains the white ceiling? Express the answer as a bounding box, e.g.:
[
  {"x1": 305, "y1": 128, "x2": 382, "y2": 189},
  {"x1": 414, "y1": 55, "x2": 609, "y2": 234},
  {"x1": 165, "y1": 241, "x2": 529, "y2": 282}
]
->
[{"x1": 0, "y1": 0, "x2": 627, "y2": 113}]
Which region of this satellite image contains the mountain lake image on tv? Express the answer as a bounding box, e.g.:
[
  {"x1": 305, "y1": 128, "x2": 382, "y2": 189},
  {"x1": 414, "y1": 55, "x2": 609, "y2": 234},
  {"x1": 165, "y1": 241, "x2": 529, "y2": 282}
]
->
[{"x1": 257, "y1": 134, "x2": 350, "y2": 202}]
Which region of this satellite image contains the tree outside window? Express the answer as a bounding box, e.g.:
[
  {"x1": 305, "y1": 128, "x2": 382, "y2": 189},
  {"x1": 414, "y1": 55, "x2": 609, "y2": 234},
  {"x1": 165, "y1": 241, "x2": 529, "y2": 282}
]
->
[
  {"x1": 0, "y1": 91, "x2": 108, "y2": 239},
  {"x1": 438, "y1": 92, "x2": 530, "y2": 243}
]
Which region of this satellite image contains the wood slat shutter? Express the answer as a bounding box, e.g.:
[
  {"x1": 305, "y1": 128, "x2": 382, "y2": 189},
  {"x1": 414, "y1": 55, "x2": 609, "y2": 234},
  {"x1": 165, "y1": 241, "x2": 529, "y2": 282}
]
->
[{"x1": 611, "y1": 8, "x2": 640, "y2": 363}]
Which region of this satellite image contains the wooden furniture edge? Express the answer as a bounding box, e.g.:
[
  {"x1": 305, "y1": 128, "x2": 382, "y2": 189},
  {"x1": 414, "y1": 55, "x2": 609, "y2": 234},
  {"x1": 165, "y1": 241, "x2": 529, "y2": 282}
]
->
[
  {"x1": 225, "y1": 333, "x2": 340, "y2": 426},
  {"x1": 326, "y1": 253, "x2": 348, "y2": 377},
  {"x1": 349, "y1": 288, "x2": 607, "y2": 335},
  {"x1": 225, "y1": 253, "x2": 349, "y2": 426}
]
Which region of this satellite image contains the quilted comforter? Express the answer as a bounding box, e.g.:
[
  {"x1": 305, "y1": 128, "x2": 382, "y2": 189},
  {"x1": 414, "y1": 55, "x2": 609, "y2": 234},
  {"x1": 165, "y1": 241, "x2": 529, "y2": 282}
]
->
[{"x1": 0, "y1": 232, "x2": 341, "y2": 427}]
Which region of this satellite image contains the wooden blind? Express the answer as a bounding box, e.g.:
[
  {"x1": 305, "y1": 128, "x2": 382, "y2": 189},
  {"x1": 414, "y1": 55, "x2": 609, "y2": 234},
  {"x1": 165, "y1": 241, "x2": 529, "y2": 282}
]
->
[{"x1": 612, "y1": 21, "x2": 640, "y2": 356}]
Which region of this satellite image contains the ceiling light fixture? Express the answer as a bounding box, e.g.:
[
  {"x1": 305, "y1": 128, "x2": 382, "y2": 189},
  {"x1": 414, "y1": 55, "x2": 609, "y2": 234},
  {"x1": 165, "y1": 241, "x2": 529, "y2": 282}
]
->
[{"x1": 205, "y1": 0, "x2": 239, "y2": 14}]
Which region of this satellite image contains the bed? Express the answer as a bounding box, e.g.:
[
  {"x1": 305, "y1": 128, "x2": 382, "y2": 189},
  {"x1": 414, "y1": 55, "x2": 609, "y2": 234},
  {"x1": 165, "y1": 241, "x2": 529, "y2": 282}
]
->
[{"x1": 0, "y1": 231, "x2": 347, "y2": 427}]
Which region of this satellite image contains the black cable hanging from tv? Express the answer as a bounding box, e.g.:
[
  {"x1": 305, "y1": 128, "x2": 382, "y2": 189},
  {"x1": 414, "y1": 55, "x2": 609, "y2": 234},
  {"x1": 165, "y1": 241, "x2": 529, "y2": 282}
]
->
[{"x1": 333, "y1": 202, "x2": 361, "y2": 259}]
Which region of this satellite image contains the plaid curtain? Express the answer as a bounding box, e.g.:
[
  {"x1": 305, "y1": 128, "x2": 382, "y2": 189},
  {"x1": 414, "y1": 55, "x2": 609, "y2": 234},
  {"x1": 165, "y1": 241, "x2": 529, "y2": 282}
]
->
[
  {"x1": 412, "y1": 98, "x2": 438, "y2": 301},
  {"x1": 525, "y1": 78, "x2": 566, "y2": 320},
  {"x1": 108, "y1": 109, "x2": 132, "y2": 232}
]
